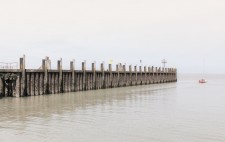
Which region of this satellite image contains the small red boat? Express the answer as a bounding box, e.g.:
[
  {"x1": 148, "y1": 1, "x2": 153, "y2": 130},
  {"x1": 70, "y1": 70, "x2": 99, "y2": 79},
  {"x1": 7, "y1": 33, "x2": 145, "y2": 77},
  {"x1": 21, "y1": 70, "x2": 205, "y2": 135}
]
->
[{"x1": 199, "y1": 79, "x2": 207, "y2": 83}]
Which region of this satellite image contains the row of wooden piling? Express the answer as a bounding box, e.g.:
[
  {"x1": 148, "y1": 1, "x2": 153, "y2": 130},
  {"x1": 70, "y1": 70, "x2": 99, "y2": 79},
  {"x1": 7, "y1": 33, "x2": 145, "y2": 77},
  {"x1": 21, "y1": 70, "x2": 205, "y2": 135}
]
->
[{"x1": 0, "y1": 56, "x2": 177, "y2": 97}]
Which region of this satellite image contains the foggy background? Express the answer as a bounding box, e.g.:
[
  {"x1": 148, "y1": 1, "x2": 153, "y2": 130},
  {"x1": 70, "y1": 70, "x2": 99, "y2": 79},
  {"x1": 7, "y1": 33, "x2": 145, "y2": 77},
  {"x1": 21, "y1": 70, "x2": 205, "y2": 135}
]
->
[{"x1": 0, "y1": 0, "x2": 224, "y2": 73}]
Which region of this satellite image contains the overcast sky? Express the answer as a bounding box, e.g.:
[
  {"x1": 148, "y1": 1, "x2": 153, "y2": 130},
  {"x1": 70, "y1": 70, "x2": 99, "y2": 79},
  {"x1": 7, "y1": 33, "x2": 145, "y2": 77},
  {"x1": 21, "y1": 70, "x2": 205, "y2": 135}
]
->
[{"x1": 0, "y1": 0, "x2": 224, "y2": 73}]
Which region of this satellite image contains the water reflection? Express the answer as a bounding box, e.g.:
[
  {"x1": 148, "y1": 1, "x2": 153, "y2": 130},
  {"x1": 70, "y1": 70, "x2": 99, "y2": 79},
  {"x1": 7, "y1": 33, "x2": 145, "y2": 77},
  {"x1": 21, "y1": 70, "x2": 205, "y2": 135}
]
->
[
  {"x1": 0, "y1": 83, "x2": 176, "y2": 130},
  {"x1": 1, "y1": 77, "x2": 225, "y2": 142}
]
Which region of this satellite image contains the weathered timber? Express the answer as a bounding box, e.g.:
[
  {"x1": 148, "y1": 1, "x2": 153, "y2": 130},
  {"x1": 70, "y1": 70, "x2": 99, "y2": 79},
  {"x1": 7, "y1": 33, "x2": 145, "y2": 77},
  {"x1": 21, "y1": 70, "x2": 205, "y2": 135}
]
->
[{"x1": 0, "y1": 56, "x2": 177, "y2": 97}]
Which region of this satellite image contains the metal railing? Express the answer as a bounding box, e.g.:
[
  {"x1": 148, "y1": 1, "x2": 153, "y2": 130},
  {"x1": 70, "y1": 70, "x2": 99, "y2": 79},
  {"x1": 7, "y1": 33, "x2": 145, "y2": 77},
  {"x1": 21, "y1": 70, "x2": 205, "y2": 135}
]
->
[{"x1": 0, "y1": 62, "x2": 18, "y2": 69}]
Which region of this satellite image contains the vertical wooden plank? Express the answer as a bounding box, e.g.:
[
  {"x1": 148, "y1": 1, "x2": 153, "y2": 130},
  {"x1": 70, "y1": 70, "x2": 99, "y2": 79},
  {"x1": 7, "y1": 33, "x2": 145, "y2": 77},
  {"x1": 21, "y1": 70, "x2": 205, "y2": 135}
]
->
[
  {"x1": 43, "y1": 58, "x2": 49, "y2": 94},
  {"x1": 58, "y1": 59, "x2": 63, "y2": 93},
  {"x1": 75, "y1": 73, "x2": 78, "y2": 91},
  {"x1": 151, "y1": 66, "x2": 154, "y2": 84},
  {"x1": 52, "y1": 73, "x2": 55, "y2": 94},
  {"x1": 155, "y1": 67, "x2": 158, "y2": 83},
  {"x1": 175, "y1": 68, "x2": 177, "y2": 82},
  {"x1": 76, "y1": 74, "x2": 79, "y2": 91},
  {"x1": 20, "y1": 55, "x2": 26, "y2": 96},
  {"x1": 14, "y1": 74, "x2": 20, "y2": 97},
  {"x1": 48, "y1": 73, "x2": 51, "y2": 94},
  {"x1": 63, "y1": 73, "x2": 66, "y2": 92},
  {"x1": 98, "y1": 73, "x2": 100, "y2": 89},
  {"x1": 39, "y1": 73, "x2": 43, "y2": 95},
  {"x1": 90, "y1": 74, "x2": 93, "y2": 90},
  {"x1": 70, "y1": 60, "x2": 75, "y2": 92},
  {"x1": 116, "y1": 64, "x2": 119, "y2": 87},
  {"x1": 159, "y1": 67, "x2": 162, "y2": 83},
  {"x1": 86, "y1": 73, "x2": 89, "y2": 90},
  {"x1": 64, "y1": 73, "x2": 66, "y2": 92},
  {"x1": 30, "y1": 73, "x2": 34, "y2": 96},
  {"x1": 51, "y1": 73, "x2": 54, "y2": 94},
  {"x1": 80, "y1": 73, "x2": 83, "y2": 91},
  {"x1": 92, "y1": 63, "x2": 96, "y2": 89},
  {"x1": 134, "y1": 66, "x2": 137, "y2": 85},
  {"x1": 123, "y1": 65, "x2": 126, "y2": 86},
  {"x1": 37, "y1": 73, "x2": 40, "y2": 95},
  {"x1": 129, "y1": 65, "x2": 132, "y2": 86},
  {"x1": 26, "y1": 73, "x2": 30, "y2": 96},
  {"x1": 139, "y1": 66, "x2": 142, "y2": 85},
  {"x1": 144, "y1": 66, "x2": 147, "y2": 85},
  {"x1": 54, "y1": 73, "x2": 58, "y2": 93},
  {"x1": 162, "y1": 67, "x2": 164, "y2": 83},
  {"x1": 82, "y1": 62, "x2": 86, "y2": 91},
  {"x1": 109, "y1": 64, "x2": 112, "y2": 88},
  {"x1": 101, "y1": 63, "x2": 105, "y2": 89},
  {"x1": 148, "y1": 66, "x2": 150, "y2": 84}
]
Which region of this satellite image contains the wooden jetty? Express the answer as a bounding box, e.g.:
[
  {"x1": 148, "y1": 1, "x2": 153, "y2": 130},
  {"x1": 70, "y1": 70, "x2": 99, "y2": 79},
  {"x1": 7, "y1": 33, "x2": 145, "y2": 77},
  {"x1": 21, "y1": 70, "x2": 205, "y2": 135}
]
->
[{"x1": 0, "y1": 55, "x2": 177, "y2": 97}]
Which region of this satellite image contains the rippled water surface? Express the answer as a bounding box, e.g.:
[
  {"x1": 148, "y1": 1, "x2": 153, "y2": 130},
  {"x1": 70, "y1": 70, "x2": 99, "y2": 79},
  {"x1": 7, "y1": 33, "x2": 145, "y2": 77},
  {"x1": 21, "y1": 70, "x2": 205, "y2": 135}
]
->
[{"x1": 1, "y1": 74, "x2": 225, "y2": 142}]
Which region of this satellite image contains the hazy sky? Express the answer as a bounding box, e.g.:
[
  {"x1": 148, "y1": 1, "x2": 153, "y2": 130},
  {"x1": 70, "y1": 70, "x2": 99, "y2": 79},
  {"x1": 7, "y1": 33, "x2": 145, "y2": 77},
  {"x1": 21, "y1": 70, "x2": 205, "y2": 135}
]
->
[{"x1": 0, "y1": 0, "x2": 224, "y2": 73}]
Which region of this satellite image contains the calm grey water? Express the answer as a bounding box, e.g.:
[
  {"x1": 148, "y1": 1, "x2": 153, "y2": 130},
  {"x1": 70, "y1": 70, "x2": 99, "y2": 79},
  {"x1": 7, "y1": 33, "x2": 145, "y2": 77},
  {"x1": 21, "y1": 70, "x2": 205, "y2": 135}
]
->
[{"x1": 1, "y1": 74, "x2": 225, "y2": 142}]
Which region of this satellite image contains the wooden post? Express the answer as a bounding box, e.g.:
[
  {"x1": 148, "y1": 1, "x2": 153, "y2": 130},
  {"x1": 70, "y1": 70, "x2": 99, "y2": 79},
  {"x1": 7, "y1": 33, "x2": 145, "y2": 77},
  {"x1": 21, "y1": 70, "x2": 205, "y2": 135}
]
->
[
  {"x1": 123, "y1": 65, "x2": 126, "y2": 86},
  {"x1": 20, "y1": 55, "x2": 26, "y2": 97},
  {"x1": 173, "y1": 68, "x2": 175, "y2": 82},
  {"x1": 92, "y1": 63, "x2": 96, "y2": 89},
  {"x1": 82, "y1": 62, "x2": 86, "y2": 90},
  {"x1": 165, "y1": 68, "x2": 168, "y2": 82},
  {"x1": 101, "y1": 63, "x2": 105, "y2": 89},
  {"x1": 174, "y1": 68, "x2": 176, "y2": 81},
  {"x1": 164, "y1": 68, "x2": 167, "y2": 82},
  {"x1": 139, "y1": 66, "x2": 142, "y2": 85},
  {"x1": 155, "y1": 67, "x2": 158, "y2": 83},
  {"x1": 129, "y1": 65, "x2": 132, "y2": 86},
  {"x1": 58, "y1": 58, "x2": 63, "y2": 93},
  {"x1": 144, "y1": 66, "x2": 147, "y2": 85},
  {"x1": 116, "y1": 64, "x2": 119, "y2": 87},
  {"x1": 172, "y1": 68, "x2": 174, "y2": 81},
  {"x1": 31, "y1": 73, "x2": 34, "y2": 96},
  {"x1": 168, "y1": 68, "x2": 170, "y2": 82},
  {"x1": 109, "y1": 64, "x2": 112, "y2": 88},
  {"x1": 175, "y1": 68, "x2": 177, "y2": 81},
  {"x1": 148, "y1": 66, "x2": 150, "y2": 84},
  {"x1": 158, "y1": 67, "x2": 160, "y2": 83},
  {"x1": 70, "y1": 60, "x2": 75, "y2": 92},
  {"x1": 151, "y1": 66, "x2": 154, "y2": 84},
  {"x1": 168, "y1": 68, "x2": 171, "y2": 82},
  {"x1": 43, "y1": 57, "x2": 49, "y2": 94},
  {"x1": 134, "y1": 66, "x2": 137, "y2": 85}
]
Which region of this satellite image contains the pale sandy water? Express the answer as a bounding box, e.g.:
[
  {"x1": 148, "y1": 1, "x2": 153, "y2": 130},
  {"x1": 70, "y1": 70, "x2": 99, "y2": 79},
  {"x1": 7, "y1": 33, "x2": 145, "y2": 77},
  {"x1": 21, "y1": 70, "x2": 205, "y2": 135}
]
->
[{"x1": 0, "y1": 74, "x2": 225, "y2": 142}]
